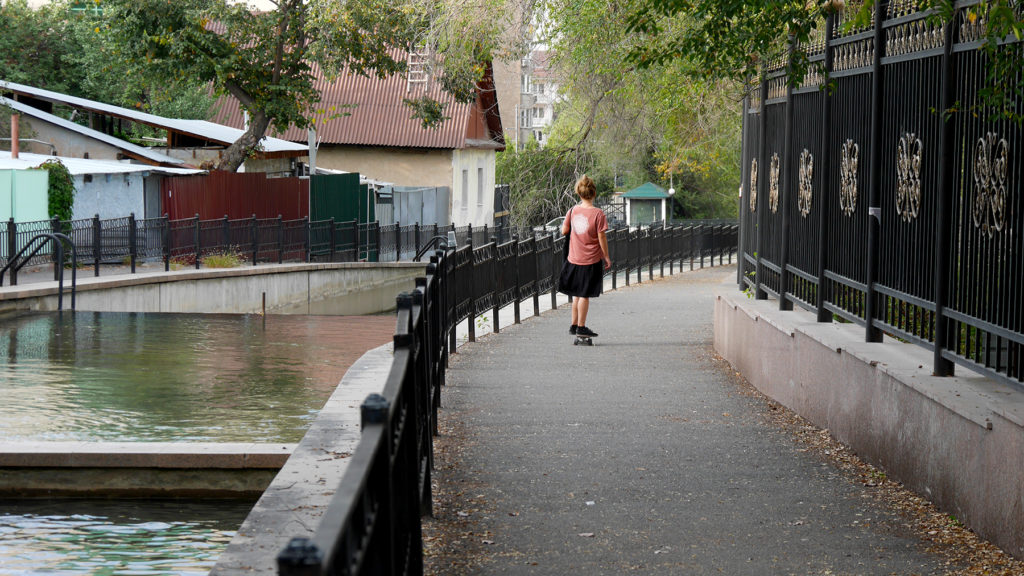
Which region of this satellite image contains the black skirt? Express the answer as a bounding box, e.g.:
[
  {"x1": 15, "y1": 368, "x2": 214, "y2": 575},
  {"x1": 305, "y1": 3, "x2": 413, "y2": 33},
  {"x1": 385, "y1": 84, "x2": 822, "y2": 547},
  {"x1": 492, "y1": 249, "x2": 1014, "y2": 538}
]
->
[{"x1": 558, "y1": 260, "x2": 604, "y2": 298}]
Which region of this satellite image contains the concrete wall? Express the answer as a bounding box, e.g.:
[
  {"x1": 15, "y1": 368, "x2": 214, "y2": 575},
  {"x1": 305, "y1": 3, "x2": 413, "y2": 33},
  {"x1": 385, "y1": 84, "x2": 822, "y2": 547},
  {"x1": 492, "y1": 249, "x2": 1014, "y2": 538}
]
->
[
  {"x1": 72, "y1": 172, "x2": 146, "y2": 220},
  {"x1": 25, "y1": 116, "x2": 123, "y2": 160},
  {"x1": 0, "y1": 169, "x2": 49, "y2": 222},
  {"x1": 713, "y1": 290, "x2": 1024, "y2": 559},
  {"x1": 316, "y1": 146, "x2": 454, "y2": 189},
  {"x1": 451, "y1": 147, "x2": 496, "y2": 228},
  {"x1": 0, "y1": 262, "x2": 426, "y2": 316}
]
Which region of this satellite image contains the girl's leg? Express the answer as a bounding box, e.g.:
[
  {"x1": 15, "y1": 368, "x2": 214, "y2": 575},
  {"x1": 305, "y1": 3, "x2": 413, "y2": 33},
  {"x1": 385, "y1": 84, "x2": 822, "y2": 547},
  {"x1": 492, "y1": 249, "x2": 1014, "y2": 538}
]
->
[
  {"x1": 576, "y1": 297, "x2": 590, "y2": 327},
  {"x1": 571, "y1": 297, "x2": 579, "y2": 326}
]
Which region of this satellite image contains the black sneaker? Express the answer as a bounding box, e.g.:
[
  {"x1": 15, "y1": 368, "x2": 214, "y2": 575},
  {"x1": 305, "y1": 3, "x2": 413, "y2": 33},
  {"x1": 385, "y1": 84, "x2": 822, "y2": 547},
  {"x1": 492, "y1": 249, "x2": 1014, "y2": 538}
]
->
[
  {"x1": 569, "y1": 324, "x2": 578, "y2": 335},
  {"x1": 577, "y1": 326, "x2": 597, "y2": 337}
]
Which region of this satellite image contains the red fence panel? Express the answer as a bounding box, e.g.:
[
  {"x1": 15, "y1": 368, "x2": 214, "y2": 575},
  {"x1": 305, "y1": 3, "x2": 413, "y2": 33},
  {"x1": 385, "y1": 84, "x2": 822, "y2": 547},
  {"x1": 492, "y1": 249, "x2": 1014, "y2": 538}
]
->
[{"x1": 161, "y1": 171, "x2": 309, "y2": 220}]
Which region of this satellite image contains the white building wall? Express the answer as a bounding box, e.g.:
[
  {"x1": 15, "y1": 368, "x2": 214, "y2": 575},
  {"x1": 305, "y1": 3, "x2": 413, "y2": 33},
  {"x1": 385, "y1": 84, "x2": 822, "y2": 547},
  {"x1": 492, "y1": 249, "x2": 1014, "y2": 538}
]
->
[
  {"x1": 72, "y1": 172, "x2": 146, "y2": 220},
  {"x1": 450, "y1": 149, "x2": 496, "y2": 228}
]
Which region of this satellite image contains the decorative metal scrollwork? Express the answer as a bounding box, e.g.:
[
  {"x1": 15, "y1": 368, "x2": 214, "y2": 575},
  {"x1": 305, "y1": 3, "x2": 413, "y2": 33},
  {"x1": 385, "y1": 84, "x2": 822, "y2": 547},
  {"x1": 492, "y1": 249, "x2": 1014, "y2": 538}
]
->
[
  {"x1": 886, "y1": 18, "x2": 944, "y2": 57},
  {"x1": 896, "y1": 133, "x2": 923, "y2": 223},
  {"x1": 839, "y1": 139, "x2": 859, "y2": 217},
  {"x1": 972, "y1": 132, "x2": 1008, "y2": 237},
  {"x1": 959, "y1": 11, "x2": 987, "y2": 43},
  {"x1": 769, "y1": 153, "x2": 781, "y2": 214},
  {"x1": 750, "y1": 158, "x2": 758, "y2": 212},
  {"x1": 833, "y1": 39, "x2": 874, "y2": 72},
  {"x1": 798, "y1": 149, "x2": 814, "y2": 218}
]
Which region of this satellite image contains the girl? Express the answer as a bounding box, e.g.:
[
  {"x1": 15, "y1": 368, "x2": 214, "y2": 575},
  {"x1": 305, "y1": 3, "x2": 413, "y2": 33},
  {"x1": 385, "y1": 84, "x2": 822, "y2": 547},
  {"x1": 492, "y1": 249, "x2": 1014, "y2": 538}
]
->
[{"x1": 558, "y1": 175, "x2": 611, "y2": 338}]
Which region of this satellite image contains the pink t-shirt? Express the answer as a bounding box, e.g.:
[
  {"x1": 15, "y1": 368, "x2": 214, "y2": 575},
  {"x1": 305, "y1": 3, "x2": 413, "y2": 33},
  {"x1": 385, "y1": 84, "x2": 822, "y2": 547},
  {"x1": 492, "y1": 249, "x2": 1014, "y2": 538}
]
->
[{"x1": 563, "y1": 206, "x2": 608, "y2": 265}]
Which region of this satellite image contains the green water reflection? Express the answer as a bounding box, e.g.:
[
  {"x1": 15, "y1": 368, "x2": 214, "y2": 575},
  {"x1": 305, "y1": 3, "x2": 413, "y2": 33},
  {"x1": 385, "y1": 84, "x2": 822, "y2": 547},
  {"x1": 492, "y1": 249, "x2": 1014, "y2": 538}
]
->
[
  {"x1": 0, "y1": 499, "x2": 251, "y2": 575},
  {"x1": 0, "y1": 311, "x2": 389, "y2": 443}
]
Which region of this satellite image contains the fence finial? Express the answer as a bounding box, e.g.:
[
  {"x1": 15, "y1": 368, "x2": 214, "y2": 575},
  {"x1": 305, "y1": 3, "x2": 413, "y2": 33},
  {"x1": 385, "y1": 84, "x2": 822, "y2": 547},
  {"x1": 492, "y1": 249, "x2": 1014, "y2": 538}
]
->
[
  {"x1": 277, "y1": 536, "x2": 322, "y2": 574},
  {"x1": 361, "y1": 393, "x2": 390, "y2": 427}
]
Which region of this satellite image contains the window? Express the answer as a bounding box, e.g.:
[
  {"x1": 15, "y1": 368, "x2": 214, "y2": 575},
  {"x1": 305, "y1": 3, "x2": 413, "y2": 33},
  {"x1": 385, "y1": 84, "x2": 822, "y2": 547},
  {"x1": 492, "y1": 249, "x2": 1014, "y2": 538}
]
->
[
  {"x1": 537, "y1": 82, "x2": 545, "y2": 95},
  {"x1": 477, "y1": 168, "x2": 484, "y2": 206},
  {"x1": 461, "y1": 170, "x2": 469, "y2": 209},
  {"x1": 537, "y1": 108, "x2": 545, "y2": 119}
]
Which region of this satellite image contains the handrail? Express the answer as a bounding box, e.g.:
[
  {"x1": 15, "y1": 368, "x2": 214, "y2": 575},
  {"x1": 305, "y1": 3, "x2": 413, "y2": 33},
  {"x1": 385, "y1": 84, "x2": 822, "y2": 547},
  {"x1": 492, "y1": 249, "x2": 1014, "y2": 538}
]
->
[
  {"x1": 0, "y1": 233, "x2": 77, "y2": 310},
  {"x1": 413, "y1": 235, "x2": 449, "y2": 262}
]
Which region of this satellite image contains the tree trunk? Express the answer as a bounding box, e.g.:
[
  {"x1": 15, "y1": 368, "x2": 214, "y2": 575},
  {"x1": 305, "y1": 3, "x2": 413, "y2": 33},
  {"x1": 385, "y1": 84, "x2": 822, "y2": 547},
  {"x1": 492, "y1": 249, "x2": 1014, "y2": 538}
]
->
[{"x1": 216, "y1": 110, "x2": 272, "y2": 172}]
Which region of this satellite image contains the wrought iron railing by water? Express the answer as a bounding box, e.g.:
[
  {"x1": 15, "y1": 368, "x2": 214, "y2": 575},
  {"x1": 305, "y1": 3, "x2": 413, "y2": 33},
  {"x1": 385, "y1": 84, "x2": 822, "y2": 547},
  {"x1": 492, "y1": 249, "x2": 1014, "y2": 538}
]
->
[
  {"x1": 0, "y1": 215, "x2": 512, "y2": 284},
  {"x1": 275, "y1": 220, "x2": 737, "y2": 576},
  {"x1": 738, "y1": 0, "x2": 1023, "y2": 386}
]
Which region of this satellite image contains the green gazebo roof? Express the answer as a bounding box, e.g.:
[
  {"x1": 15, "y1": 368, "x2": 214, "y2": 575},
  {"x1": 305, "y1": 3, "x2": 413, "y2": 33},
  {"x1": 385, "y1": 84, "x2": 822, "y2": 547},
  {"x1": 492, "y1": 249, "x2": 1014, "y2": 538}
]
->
[{"x1": 622, "y1": 182, "x2": 669, "y2": 199}]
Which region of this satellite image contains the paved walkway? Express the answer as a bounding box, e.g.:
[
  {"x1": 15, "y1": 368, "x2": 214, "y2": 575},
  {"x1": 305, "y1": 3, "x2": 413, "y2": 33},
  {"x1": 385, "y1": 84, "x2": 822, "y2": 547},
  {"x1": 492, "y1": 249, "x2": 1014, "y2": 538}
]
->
[{"x1": 426, "y1": 267, "x2": 948, "y2": 575}]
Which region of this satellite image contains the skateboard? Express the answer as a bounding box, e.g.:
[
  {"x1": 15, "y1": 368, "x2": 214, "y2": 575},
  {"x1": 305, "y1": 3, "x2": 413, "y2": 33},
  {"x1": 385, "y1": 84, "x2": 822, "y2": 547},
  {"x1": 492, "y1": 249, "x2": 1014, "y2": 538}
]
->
[{"x1": 573, "y1": 334, "x2": 595, "y2": 346}]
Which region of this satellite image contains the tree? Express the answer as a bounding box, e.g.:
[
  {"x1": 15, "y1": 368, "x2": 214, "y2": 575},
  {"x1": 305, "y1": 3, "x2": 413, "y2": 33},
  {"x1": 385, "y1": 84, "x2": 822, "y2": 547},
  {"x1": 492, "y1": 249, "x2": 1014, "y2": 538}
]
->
[
  {"x1": 505, "y1": 0, "x2": 741, "y2": 221},
  {"x1": 99, "y1": 0, "x2": 498, "y2": 171},
  {"x1": 0, "y1": 0, "x2": 80, "y2": 93},
  {"x1": 38, "y1": 159, "x2": 75, "y2": 222},
  {"x1": 625, "y1": 0, "x2": 1023, "y2": 121}
]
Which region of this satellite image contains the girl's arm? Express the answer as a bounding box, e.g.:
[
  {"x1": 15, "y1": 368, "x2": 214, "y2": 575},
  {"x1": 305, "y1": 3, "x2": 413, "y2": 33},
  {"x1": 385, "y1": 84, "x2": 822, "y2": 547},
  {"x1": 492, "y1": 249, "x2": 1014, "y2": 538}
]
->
[{"x1": 598, "y1": 231, "x2": 611, "y2": 269}]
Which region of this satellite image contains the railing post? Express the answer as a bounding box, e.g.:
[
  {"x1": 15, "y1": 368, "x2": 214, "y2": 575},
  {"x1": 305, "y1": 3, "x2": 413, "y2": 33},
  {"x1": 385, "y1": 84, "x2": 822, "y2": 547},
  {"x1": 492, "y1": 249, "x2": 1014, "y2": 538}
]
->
[
  {"x1": 531, "y1": 237, "x2": 541, "y2": 317},
  {"x1": 816, "y1": 13, "x2": 835, "y2": 323},
  {"x1": 373, "y1": 221, "x2": 381, "y2": 263},
  {"x1": 163, "y1": 214, "x2": 170, "y2": 272},
  {"x1": 933, "y1": 14, "x2": 956, "y2": 376},
  {"x1": 222, "y1": 214, "x2": 230, "y2": 255},
  {"x1": 395, "y1": 221, "x2": 402, "y2": 262},
  {"x1": 492, "y1": 249, "x2": 500, "y2": 334},
  {"x1": 864, "y1": 0, "x2": 885, "y2": 342},
  {"x1": 49, "y1": 216, "x2": 59, "y2": 281},
  {"x1": 739, "y1": 92, "x2": 749, "y2": 287},
  {"x1": 278, "y1": 214, "x2": 284, "y2": 264},
  {"x1": 415, "y1": 222, "x2": 421, "y2": 257},
  {"x1": 777, "y1": 38, "x2": 796, "y2": 310},
  {"x1": 550, "y1": 232, "x2": 558, "y2": 311},
  {"x1": 193, "y1": 213, "x2": 201, "y2": 269},
  {"x1": 251, "y1": 214, "x2": 258, "y2": 266},
  {"x1": 129, "y1": 213, "x2": 137, "y2": 274},
  {"x1": 6, "y1": 218, "x2": 17, "y2": 285},
  {"x1": 647, "y1": 228, "x2": 653, "y2": 280},
  {"x1": 513, "y1": 235, "x2": 522, "y2": 325},
  {"x1": 755, "y1": 70, "x2": 769, "y2": 299},
  {"x1": 611, "y1": 230, "x2": 618, "y2": 290},
  {"x1": 329, "y1": 217, "x2": 336, "y2": 262},
  {"x1": 92, "y1": 214, "x2": 101, "y2": 277},
  {"x1": 467, "y1": 232, "x2": 476, "y2": 343},
  {"x1": 305, "y1": 217, "x2": 311, "y2": 263}
]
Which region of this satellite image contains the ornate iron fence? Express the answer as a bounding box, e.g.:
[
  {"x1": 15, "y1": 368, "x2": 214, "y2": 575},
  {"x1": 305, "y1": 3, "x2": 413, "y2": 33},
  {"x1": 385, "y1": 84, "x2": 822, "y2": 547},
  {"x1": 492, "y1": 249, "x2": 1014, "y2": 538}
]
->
[{"x1": 739, "y1": 0, "x2": 1023, "y2": 386}]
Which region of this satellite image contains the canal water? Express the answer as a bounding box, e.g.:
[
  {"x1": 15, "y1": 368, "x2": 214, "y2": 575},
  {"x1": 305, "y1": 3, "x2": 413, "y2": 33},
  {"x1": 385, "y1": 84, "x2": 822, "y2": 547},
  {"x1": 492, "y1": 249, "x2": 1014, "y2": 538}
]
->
[
  {"x1": 0, "y1": 310, "x2": 395, "y2": 572},
  {"x1": 0, "y1": 311, "x2": 395, "y2": 443},
  {"x1": 0, "y1": 498, "x2": 252, "y2": 575}
]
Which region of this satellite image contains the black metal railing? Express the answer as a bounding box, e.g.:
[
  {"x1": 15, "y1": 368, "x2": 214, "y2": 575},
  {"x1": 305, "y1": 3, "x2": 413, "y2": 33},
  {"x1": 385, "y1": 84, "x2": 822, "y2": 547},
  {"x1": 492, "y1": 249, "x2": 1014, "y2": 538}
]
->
[
  {"x1": 275, "y1": 220, "x2": 736, "y2": 576},
  {"x1": 738, "y1": 0, "x2": 1023, "y2": 386},
  {"x1": 1, "y1": 215, "x2": 494, "y2": 285}
]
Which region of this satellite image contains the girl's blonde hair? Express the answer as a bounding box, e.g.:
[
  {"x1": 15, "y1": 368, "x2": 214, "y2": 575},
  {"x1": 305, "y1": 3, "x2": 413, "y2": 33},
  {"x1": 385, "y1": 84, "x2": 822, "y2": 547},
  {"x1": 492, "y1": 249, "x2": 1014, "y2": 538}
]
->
[{"x1": 575, "y1": 175, "x2": 596, "y2": 200}]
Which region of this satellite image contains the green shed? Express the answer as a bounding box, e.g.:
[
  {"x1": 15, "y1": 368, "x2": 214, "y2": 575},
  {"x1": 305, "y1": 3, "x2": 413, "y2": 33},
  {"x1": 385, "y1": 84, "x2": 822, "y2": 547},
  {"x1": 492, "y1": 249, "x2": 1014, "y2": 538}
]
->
[{"x1": 622, "y1": 182, "x2": 670, "y2": 226}]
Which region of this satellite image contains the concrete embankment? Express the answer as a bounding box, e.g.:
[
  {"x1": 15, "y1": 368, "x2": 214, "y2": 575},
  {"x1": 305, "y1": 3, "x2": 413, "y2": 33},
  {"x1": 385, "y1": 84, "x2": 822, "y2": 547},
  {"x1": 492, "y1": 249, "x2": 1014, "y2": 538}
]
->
[
  {"x1": 0, "y1": 261, "x2": 426, "y2": 315},
  {"x1": 714, "y1": 287, "x2": 1024, "y2": 559},
  {"x1": 0, "y1": 442, "x2": 293, "y2": 498}
]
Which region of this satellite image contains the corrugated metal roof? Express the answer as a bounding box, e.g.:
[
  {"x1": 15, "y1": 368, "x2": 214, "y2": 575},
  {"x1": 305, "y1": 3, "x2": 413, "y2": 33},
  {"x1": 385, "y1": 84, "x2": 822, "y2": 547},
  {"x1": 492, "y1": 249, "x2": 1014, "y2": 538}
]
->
[
  {"x1": 0, "y1": 151, "x2": 205, "y2": 176},
  {"x1": 2, "y1": 96, "x2": 187, "y2": 166},
  {"x1": 0, "y1": 81, "x2": 307, "y2": 154},
  {"x1": 209, "y1": 55, "x2": 504, "y2": 150},
  {"x1": 623, "y1": 182, "x2": 670, "y2": 199}
]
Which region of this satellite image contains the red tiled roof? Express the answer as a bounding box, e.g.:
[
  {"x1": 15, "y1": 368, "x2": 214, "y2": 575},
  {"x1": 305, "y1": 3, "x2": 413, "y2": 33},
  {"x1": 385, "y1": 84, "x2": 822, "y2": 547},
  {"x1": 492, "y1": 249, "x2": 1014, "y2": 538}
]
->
[{"x1": 209, "y1": 53, "x2": 504, "y2": 151}]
